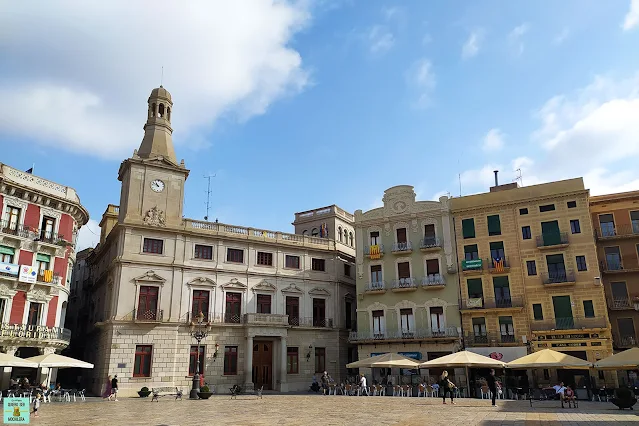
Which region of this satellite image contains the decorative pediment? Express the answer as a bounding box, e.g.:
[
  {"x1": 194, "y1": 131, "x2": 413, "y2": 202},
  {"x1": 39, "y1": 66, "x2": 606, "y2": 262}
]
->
[
  {"x1": 308, "y1": 287, "x2": 331, "y2": 297},
  {"x1": 221, "y1": 278, "x2": 247, "y2": 290},
  {"x1": 281, "y1": 283, "x2": 304, "y2": 295},
  {"x1": 133, "y1": 270, "x2": 166, "y2": 284},
  {"x1": 26, "y1": 288, "x2": 51, "y2": 302},
  {"x1": 187, "y1": 277, "x2": 216, "y2": 287},
  {"x1": 344, "y1": 292, "x2": 355, "y2": 300},
  {"x1": 252, "y1": 280, "x2": 276, "y2": 293},
  {"x1": 424, "y1": 297, "x2": 451, "y2": 308},
  {"x1": 40, "y1": 207, "x2": 62, "y2": 220},
  {"x1": 0, "y1": 283, "x2": 17, "y2": 298},
  {"x1": 3, "y1": 196, "x2": 28, "y2": 211},
  {"x1": 394, "y1": 299, "x2": 417, "y2": 310},
  {"x1": 366, "y1": 301, "x2": 387, "y2": 312}
]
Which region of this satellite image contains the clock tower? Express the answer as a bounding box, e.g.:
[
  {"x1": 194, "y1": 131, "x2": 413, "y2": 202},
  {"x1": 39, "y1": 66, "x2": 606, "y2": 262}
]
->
[{"x1": 117, "y1": 86, "x2": 190, "y2": 227}]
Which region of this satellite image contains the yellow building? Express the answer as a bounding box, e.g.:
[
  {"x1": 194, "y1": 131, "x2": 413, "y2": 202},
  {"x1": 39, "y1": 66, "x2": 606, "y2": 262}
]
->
[{"x1": 450, "y1": 175, "x2": 614, "y2": 389}]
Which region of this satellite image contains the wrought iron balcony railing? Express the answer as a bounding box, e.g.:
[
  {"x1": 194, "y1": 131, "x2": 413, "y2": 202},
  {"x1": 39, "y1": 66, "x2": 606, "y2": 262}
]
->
[
  {"x1": 0, "y1": 220, "x2": 32, "y2": 238},
  {"x1": 529, "y1": 316, "x2": 607, "y2": 331},
  {"x1": 464, "y1": 332, "x2": 518, "y2": 346},
  {"x1": 420, "y1": 237, "x2": 442, "y2": 250},
  {"x1": 613, "y1": 333, "x2": 639, "y2": 348},
  {"x1": 364, "y1": 281, "x2": 387, "y2": 292},
  {"x1": 391, "y1": 278, "x2": 417, "y2": 290},
  {"x1": 459, "y1": 296, "x2": 524, "y2": 310},
  {"x1": 486, "y1": 257, "x2": 510, "y2": 272},
  {"x1": 536, "y1": 232, "x2": 569, "y2": 248},
  {"x1": 607, "y1": 297, "x2": 637, "y2": 310},
  {"x1": 421, "y1": 274, "x2": 445, "y2": 287},
  {"x1": 350, "y1": 327, "x2": 459, "y2": 342},
  {"x1": 224, "y1": 312, "x2": 242, "y2": 324},
  {"x1": 600, "y1": 259, "x2": 627, "y2": 272},
  {"x1": 363, "y1": 244, "x2": 385, "y2": 256},
  {"x1": 288, "y1": 317, "x2": 334, "y2": 328},
  {"x1": 595, "y1": 223, "x2": 639, "y2": 239},
  {"x1": 391, "y1": 242, "x2": 412, "y2": 253},
  {"x1": 541, "y1": 270, "x2": 576, "y2": 284},
  {"x1": 134, "y1": 308, "x2": 164, "y2": 322}
]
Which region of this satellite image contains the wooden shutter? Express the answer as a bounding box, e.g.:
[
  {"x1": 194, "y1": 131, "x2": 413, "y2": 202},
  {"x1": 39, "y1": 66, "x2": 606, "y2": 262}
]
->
[{"x1": 397, "y1": 262, "x2": 410, "y2": 279}]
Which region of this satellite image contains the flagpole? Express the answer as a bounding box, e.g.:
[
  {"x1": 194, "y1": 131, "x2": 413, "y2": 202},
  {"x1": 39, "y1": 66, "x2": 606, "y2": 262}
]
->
[{"x1": 32, "y1": 163, "x2": 35, "y2": 174}]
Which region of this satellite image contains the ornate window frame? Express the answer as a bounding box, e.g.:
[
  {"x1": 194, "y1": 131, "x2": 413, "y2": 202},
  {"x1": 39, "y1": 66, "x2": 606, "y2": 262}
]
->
[
  {"x1": 392, "y1": 221, "x2": 410, "y2": 244},
  {"x1": 133, "y1": 270, "x2": 166, "y2": 317},
  {"x1": 394, "y1": 299, "x2": 417, "y2": 332},
  {"x1": 220, "y1": 278, "x2": 248, "y2": 318},
  {"x1": 394, "y1": 256, "x2": 413, "y2": 280},
  {"x1": 1, "y1": 196, "x2": 28, "y2": 229}
]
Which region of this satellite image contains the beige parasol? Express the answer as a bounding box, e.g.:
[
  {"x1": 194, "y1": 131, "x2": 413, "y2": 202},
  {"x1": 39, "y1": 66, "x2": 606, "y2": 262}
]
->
[
  {"x1": 346, "y1": 353, "x2": 420, "y2": 369},
  {"x1": 594, "y1": 348, "x2": 639, "y2": 370},
  {"x1": 506, "y1": 349, "x2": 592, "y2": 369},
  {"x1": 418, "y1": 350, "x2": 506, "y2": 368},
  {"x1": 0, "y1": 352, "x2": 39, "y2": 368},
  {"x1": 25, "y1": 353, "x2": 94, "y2": 369}
]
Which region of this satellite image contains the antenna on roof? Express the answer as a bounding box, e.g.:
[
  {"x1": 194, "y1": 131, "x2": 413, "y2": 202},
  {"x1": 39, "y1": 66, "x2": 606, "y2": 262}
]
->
[
  {"x1": 458, "y1": 159, "x2": 462, "y2": 197},
  {"x1": 515, "y1": 168, "x2": 523, "y2": 186},
  {"x1": 160, "y1": 66, "x2": 164, "y2": 86},
  {"x1": 204, "y1": 174, "x2": 216, "y2": 221}
]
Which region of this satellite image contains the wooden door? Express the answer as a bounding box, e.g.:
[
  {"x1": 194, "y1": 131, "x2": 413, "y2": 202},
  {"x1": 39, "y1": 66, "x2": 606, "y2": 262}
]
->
[{"x1": 252, "y1": 341, "x2": 273, "y2": 390}]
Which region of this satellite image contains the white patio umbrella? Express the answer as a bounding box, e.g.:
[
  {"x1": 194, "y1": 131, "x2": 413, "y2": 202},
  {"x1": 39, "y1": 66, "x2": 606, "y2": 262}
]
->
[
  {"x1": 0, "y1": 352, "x2": 38, "y2": 368},
  {"x1": 346, "y1": 353, "x2": 420, "y2": 369},
  {"x1": 25, "y1": 353, "x2": 94, "y2": 369}
]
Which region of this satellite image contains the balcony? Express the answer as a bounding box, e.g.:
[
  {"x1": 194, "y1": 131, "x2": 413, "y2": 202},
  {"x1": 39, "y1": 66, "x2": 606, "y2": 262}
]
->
[
  {"x1": 134, "y1": 308, "x2": 164, "y2": 322},
  {"x1": 349, "y1": 327, "x2": 459, "y2": 343},
  {"x1": 420, "y1": 237, "x2": 442, "y2": 252},
  {"x1": 364, "y1": 244, "x2": 385, "y2": 259},
  {"x1": 243, "y1": 313, "x2": 289, "y2": 326},
  {"x1": 391, "y1": 278, "x2": 418, "y2": 292},
  {"x1": 0, "y1": 220, "x2": 31, "y2": 238},
  {"x1": 459, "y1": 296, "x2": 524, "y2": 311},
  {"x1": 461, "y1": 259, "x2": 483, "y2": 274},
  {"x1": 224, "y1": 312, "x2": 242, "y2": 324},
  {"x1": 364, "y1": 281, "x2": 387, "y2": 294},
  {"x1": 421, "y1": 274, "x2": 445, "y2": 289},
  {"x1": 608, "y1": 297, "x2": 638, "y2": 310},
  {"x1": 0, "y1": 323, "x2": 71, "y2": 349},
  {"x1": 536, "y1": 232, "x2": 570, "y2": 250},
  {"x1": 36, "y1": 230, "x2": 67, "y2": 246},
  {"x1": 486, "y1": 257, "x2": 510, "y2": 273},
  {"x1": 600, "y1": 260, "x2": 639, "y2": 274},
  {"x1": 595, "y1": 223, "x2": 639, "y2": 240},
  {"x1": 529, "y1": 316, "x2": 607, "y2": 332},
  {"x1": 613, "y1": 333, "x2": 639, "y2": 349},
  {"x1": 464, "y1": 333, "x2": 519, "y2": 347},
  {"x1": 289, "y1": 317, "x2": 334, "y2": 328},
  {"x1": 37, "y1": 271, "x2": 61, "y2": 285},
  {"x1": 391, "y1": 241, "x2": 413, "y2": 254},
  {"x1": 541, "y1": 270, "x2": 576, "y2": 286}
]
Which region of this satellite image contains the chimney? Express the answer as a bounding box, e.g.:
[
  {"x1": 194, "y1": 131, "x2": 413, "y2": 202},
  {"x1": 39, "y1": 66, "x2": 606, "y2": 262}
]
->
[{"x1": 494, "y1": 170, "x2": 499, "y2": 187}]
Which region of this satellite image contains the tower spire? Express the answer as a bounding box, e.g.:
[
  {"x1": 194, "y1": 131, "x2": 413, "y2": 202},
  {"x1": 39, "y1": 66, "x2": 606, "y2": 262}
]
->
[{"x1": 137, "y1": 86, "x2": 177, "y2": 164}]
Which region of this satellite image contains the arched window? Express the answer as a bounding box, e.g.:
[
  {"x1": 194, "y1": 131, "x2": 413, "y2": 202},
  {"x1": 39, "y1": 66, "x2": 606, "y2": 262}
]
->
[
  {"x1": 344, "y1": 229, "x2": 348, "y2": 243},
  {"x1": 312, "y1": 228, "x2": 318, "y2": 237},
  {"x1": 349, "y1": 232, "x2": 353, "y2": 246},
  {"x1": 166, "y1": 107, "x2": 171, "y2": 121},
  {"x1": 302, "y1": 230, "x2": 308, "y2": 236},
  {"x1": 151, "y1": 103, "x2": 156, "y2": 119},
  {"x1": 158, "y1": 103, "x2": 165, "y2": 118},
  {"x1": 338, "y1": 227, "x2": 343, "y2": 242}
]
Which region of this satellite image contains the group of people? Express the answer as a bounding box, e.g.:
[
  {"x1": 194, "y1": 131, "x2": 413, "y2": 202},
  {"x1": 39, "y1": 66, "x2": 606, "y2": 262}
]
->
[
  {"x1": 551, "y1": 381, "x2": 577, "y2": 405},
  {"x1": 102, "y1": 375, "x2": 119, "y2": 401}
]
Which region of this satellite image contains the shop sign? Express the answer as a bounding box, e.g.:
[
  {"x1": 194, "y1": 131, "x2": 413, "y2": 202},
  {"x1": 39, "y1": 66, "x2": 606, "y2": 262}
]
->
[
  {"x1": 551, "y1": 342, "x2": 587, "y2": 347},
  {"x1": 539, "y1": 334, "x2": 590, "y2": 340}
]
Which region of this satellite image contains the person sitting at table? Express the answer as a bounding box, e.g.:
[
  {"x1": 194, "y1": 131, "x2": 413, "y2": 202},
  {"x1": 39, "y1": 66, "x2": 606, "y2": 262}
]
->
[
  {"x1": 553, "y1": 382, "x2": 566, "y2": 400},
  {"x1": 563, "y1": 385, "x2": 576, "y2": 407}
]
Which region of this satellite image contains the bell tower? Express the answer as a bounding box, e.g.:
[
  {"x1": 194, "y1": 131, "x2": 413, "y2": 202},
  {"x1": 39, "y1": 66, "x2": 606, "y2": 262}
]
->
[{"x1": 117, "y1": 86, "x2": 190, "y2": 227}]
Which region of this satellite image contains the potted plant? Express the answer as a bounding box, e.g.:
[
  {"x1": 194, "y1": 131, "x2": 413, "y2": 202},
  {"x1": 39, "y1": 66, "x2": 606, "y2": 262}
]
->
[
  {"x1": 197, "y1": 385, "x2": 213, "y2": 400},
  {"x1": 611, "y1": 387, "x2": 637, "y2": 410},
  {"x1": 138, "y1": 386, "x2": 151, "y2": 398}
]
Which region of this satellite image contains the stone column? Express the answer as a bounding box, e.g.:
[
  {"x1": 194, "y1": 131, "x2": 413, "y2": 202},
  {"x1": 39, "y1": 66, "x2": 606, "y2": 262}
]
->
[
  {"x1": 280, "y1": 337, "x2": 288, "y2": 392},
  {"x1": 244, "y1": 336, "x2": 253, "y2": 389}
]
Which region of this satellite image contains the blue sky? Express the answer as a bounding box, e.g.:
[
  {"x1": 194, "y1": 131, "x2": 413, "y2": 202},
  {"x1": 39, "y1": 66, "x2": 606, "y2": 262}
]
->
[{"x1": 1, "y1": 0, "x2": 639, "y2": 250}]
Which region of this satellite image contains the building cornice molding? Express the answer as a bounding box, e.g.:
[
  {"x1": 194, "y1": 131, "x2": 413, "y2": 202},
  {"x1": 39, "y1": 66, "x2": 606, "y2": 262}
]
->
[{"x1": 450, "y1": 189, "x2": 588, "y2": 214}]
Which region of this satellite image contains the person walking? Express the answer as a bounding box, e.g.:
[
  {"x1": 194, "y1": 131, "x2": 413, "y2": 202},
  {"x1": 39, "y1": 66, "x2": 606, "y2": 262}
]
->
[
  {"x1": 110, "y1": 375, "x2": 119, "y2": 401},
  {"x1": 486, "y1": 369, "x2": 497, "y2": 406},
  {"x1": 440, "y1": 371, "x2": 455, "y2": 404},
  {"x1": 103, "y1": 375, "x2": 112, "y2": 400}
]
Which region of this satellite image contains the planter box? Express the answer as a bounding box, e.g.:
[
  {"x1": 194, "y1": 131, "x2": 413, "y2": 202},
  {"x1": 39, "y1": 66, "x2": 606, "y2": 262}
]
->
[{"x1": 197, "y1": 391, "x2": 213, "y2": 400}]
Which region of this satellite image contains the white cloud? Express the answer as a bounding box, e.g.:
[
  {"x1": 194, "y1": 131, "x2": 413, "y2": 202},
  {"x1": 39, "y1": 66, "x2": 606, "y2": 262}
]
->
[
  {"x1": 76, "y1": 219, "x2": 100, "y2": 251},
  {"x1": 459, "y1": 164, "x2": 503, "y2": 192},
  {"x1": 462, "y1": 29, "x2": 485, "y2": 59},
  {"x1": 508, "y1": 23, "x2": 530, "y2": 56},
  {"x1": 407, "y1": 59, "x2": 436, "y2": 107},
  {"x1": 482, "y1": 128, "x2": 505, "y2": 151},
  {"x1": 367, "y1": 26, "x2": 395, "y2": 54},
  {"x1": 382, "y1": 6, "x2": 400, "y2": 21},
  {"x1": 623, "y1": 0, "x2": 639, "y2": 31},
  {"x1": 553, "y1": 27, "x2": 570, "y2": 45},
  {"x1": 0, "y1": 1, "x2": 311, "y2": 159},
  {"x1": 422, "y1": 34, "x2": 433, "y2": 45}
]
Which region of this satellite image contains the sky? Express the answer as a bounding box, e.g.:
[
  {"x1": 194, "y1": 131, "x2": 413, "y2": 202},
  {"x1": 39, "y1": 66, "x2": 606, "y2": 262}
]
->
[{"x1": 1, "y1": 0, "x2": 639, "y2": 251}]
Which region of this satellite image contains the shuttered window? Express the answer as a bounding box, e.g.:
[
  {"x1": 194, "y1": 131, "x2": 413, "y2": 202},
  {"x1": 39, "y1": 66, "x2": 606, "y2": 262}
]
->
[
  {"x1": 462, "y1": 218, "x2": 475, "y2": 239},
  {"x1": 487, "y1": 215, "x2": 501, "y2": 236},
  {"x1": 532, "y1": 304, "x2": 543, "y2": 320},
  {"x1": 396, "y1": 228, "x2": 407, "y2": 243},
  {"x1": 397, "y1": 262, "x2": 410, "y2": 279},
  {"x1": 467, "y1": 278, "x2": 483, "y2": 298}
]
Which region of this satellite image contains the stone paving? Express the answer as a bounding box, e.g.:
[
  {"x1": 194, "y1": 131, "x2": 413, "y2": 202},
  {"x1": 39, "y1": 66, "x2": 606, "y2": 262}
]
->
[{"x1": 28, "y1": 395, "x2": 639, "y2": 425}]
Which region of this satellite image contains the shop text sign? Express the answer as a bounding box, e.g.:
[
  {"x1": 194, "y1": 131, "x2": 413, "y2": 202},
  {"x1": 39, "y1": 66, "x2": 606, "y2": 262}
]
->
[{"x1": 3, "y1": 397, "x2": 29, "y2": 424}]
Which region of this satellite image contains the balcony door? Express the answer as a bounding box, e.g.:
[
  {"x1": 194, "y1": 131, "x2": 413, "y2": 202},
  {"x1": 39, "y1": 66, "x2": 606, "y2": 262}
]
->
[
  {"x1": 426, "y1": 259, "x2": 439, "y2": 278},
  {"x1": 546, "y1": 254, "x2": 566, "y2": 281},
  {"x1": 40, "y1": 216, "x2": 55, "y2": 241},
  {"x1": 599, "y1": 214, "x2": 615, "y2": 237},
  {"x1": 631, "y1": 211, "x2": 639, "y2": 234},
  {"x1": 285, "y1": 296, "x2": 299, "y2": 326},
  {"x1": 493, "y1": 276, "x2": 511, "y2": 307},
  {"x1": 370, "y1": 231, "x2": 380, "y2": 246},
  {"x1": 191, "y1": 290, "x2": 210, "y2": 320},
  {"x1": 5, "y1": 207, "x2": 20, "y2": 231},
  {"x1": 618, "y1": 318, "x2": 636, "y2": 345},
  {"x1": 552, "y1": 295, "x2": 574, "y2": 329},
  {"x1": 225, "y1": 292, "x2": 242, "y2": 323},
  {"x1": 424, "y1": 224, "x2": 436, "y2": 245},
  {"x1": 372, "y1": 310, "x2": 385, "y2": 337},
  {"x1": 137, "y1": 286, "x2": 159, "y2": 320},
  {"x1": 430, "y1": 307, "x2": 444, "y2": 334},
  {"x1": 312, "y1": 298, "x2": 326, "y2": 327},
  {"x1": 27, "y1": 302, "x2": 42, "y2": 326},
  {"x1": 604, "y1": 246, "x2": 622, "y2": 270},
  {"x1": 400, "y1": 308, "x2": 414, "y2": 336},
  {"x1": 370, "y1": 265, "x2": 382, "y2": 284},
  {"x1": 541, "y1": 220, "x2": 561, "y2": 245},
  {"x1": 611, "y1": 282, "x2": 629, "y2": 308},
  {"x1": 397, "y1": 262, "x2": 410, "y2": 281}
]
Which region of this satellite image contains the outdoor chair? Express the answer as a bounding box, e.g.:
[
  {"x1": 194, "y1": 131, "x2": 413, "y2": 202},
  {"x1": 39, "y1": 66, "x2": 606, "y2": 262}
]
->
[
  {"x1": 373, "y1": 384, "x2": 385, "y2": 396},
  {"x1": 431, "y1": 385, "x2": 439, "y2": 397},
  {"x1": 417, "y1": 384, "x2": 426, "y2": 397},
  {"x1": 481, "y1": 386, "x2": 492, "y2": 400},
  {"x1": 392, "y1": 385, "x2": 403, "y2": 397},
  {"x1": 343, "y1": 384, "x2": 354, "y2": 396},
  {"x1": 401, "y1": 385, "x2": 412, "y2": 397}
]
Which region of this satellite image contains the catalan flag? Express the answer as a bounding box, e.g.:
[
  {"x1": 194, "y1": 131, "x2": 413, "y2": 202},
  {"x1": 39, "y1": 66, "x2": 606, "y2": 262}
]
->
[
  {"x1": 370, "y1": 245, "x2": 381, "y2": 260},
  {"x1": 492, "y1": 258, "x2": 505, "y2": 273},
  {"x1": 42, "y1": 270, "x2": 53, "y2": 283}
]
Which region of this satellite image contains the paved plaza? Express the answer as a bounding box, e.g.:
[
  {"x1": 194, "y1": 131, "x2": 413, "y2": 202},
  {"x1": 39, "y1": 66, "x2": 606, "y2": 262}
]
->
[{"x1": 27, "y1": 395, "x2": 639, "y2": 425}]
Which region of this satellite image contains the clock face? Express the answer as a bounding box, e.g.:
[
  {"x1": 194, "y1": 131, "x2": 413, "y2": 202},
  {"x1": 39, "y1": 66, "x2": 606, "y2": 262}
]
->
[{"x1": 150, "y1": 179, "x2": 165, "y2": 193}]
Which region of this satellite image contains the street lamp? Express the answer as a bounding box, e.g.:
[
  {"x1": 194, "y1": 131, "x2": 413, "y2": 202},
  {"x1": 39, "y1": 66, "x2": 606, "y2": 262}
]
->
[{"x1": 189, "y1": 311, "x2": 212, "y2": 399}]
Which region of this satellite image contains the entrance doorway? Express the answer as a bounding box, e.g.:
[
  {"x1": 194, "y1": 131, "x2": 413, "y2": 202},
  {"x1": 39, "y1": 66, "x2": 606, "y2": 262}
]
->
[{"x1": 252, "y1": 341, "x2": 273, "y2": 390}]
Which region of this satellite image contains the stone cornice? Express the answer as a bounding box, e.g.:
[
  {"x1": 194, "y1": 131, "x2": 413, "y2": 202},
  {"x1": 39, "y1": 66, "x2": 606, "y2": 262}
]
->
[{"x1": 450, "y1": 189, "x2": 588, "y2": 214}]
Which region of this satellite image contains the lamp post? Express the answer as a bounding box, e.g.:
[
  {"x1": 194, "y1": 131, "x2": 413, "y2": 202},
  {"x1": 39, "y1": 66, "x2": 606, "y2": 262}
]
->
[{"x1": 189, "y1": 311, "x2": 211, "y2": 399}]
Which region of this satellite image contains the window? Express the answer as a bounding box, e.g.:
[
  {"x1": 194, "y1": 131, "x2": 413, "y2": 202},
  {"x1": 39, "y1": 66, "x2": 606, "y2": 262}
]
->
[
  {"x1": 370, "y1": 231, "x2": 380, "y2": 245},
  {"x1": 0, "y1": 299, "x2": 5, "y2": 323},
  {"x1": 546, "y1": 254, "x2": 567, "y2": 281},
  {"x1": 539, "y1": 204, "x2": 556, "y2": 212},
  {"x1": 604, "y1": 246, "x2": 622, "y2": 270},
  {"x1": 429, "y1": 307, "x2": 444, "y2": 332},
  {"x1": 35, "y1": 254, "x2": 51, "y2": 281},
  {"x1": 137, "y1": 286, "x2": 159, "y2": 320},
  {"x1": 27, "y1": 303, "x2": 42, "y2": 326},
  {"x1": 567, "y1": 201, "x2": 577, "y2": 208},
  {"x1": 599, "y1": 214, "x2": 616, "y2": 237},
  {"x1": 522, "y1": 226, "x2": 532, "y2": 240},
  {"x1": 632, "y1": 211, "x2": 639, "y2": 233},
  {"x1": 532, "y1": 304, "x2": 543, "y2": 320},
  {"x1": 467, "y1": 278, "x2": 483, "y2": 298},
  {"x1": 526, "y1": 260, "x2": 537, "y2": 276},
  {"x1": 576, "y1": 255, "x2": 587, "y2": 271},
  {"x1": 285, "y1": 255, "x2": 300, "y2": 269},
  {"x1": 583, "y1": 300, "x2": 595, "y2": 318},
  {"x1": 256, "y1": 251, "x2": 273, "y2": 266},
  {"x1": 257, "y1": 294, "x2": 271, "y2": 314},
  {"x1": 611, "y1": 282, "x2": 629, "y2": 303},
  {"x1": 191, "y1": 290, "x2": 210, "y2": 319},
  {"x1": 487, "y1": 215, "x2": 501, "y2": 236},
  {"x1": 4, "y1": 206, "x2": 21, "y2": 230},
  {"x1": 349, "y1": 232, "x2": 353, "y2": 246},
  {"x1": 570, "y1": 219, "x2": 581, "y2": 234},
  {"x1": 499, "y1": 316, "x2": 515, "y2": 341},
  {"x1": 312, "y1": 298, "x2": 326, "y2": 326},
  {"x1": 425, "y1": 259, "x2": 439, "y2": 276},
  {"x1": 194, "y1": 244, "x2": 213, "y2": 260},
  {"x1": 225, "y1": 292, "x2": 241, "y2": 323},
  {"x1": 424, "y1": 224, "x2": 436, "y2": 240},
  {"x1": 189, "y1": 345, "x2": 205, "y2": 376},
  {"x1": 0, "y1": 246, "x2": 14, "y2": 263},
  {"x1": 519, "y1": 208, "x2": 528, "y2": 215},
  {"x1": 286, "y1": 296, "x2": 299, "y2": 326},
  {"x1": 143, "y1": 238, "x2": 163, "y2": 254},
  {"x1": 472, "y1": 317, "x2": 486, "y2": 336},
  {"x1": 338, "y1": 227, "x2": 343, "y2": 242},
  {"x1": 134, "y1": 345, "x2": 153, "y2": 377},
  {"x1": 396, "y1": 228, "x2": 407, "y2": 243},
  {"x1": 311, "y1": 228, "x2": 318, "y2": 237},
  {"x1": 226, "y1": 248, "x2": 244, "y2": 263},
  {"x1": 372, "y1": 310, "x2": 385, "y2": 335},
  {"x1": 489, "y1": 241, "x2": 505, "y2": 260},
  {"x1": 224, "y1": 346, "x2": 238, "y2": 375},
  {"x1": 343, "y1": 264, "x2": 351, "y2": 277},
  {"x1": 541, "y1": 220, "x2": 562, "y2": 245},
  {"x1": 493, "y1": 276, "x2": 511, "y2": 305},
  {"x1": 397, "y1": 262, "x2": 410, "y2": 279},
  {"x1": 461, "y1": 218, "x2": 475, "y2": 239},
  {"x1": 40, "y1": 216, "x2": 56, "y2": 241},
  {"x1": 314, "y1": 348, "x2": 326, "y2": 373},
  {"x1": 464, "y1": 244, "x2": 479, "y2": 260},
  {"x1": 286, "y1": 347, "x2": 299, "y2": 374},
  {"x1": 311, "y1": 258, "x2": 325, "y2": 272},
  {"x1": 370, "y1": 265, "x2": 382, "y2": 283},
  {"x1": 400, "y1": 308, "x2": 414, "y2": 334}
]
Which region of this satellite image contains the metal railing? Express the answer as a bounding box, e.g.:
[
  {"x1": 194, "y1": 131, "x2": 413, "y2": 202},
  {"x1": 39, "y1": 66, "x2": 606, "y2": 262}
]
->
[
  {"x1": 391, "y1": 278, "x2": 417, "y2": 290},
  {"x1": 185, "y1": 311, "x2": 215, "y2": 323},
  {"x1": 595, "y1": 223, "x2": 639, "y2": 239},
  {"x1": 350, "y1": 327, "x2": 459, "y2": 342},
  {"x1": 420, "y1": 237, "x2": 441, "y2": 250},
  {"x1": 486, "y1": 257, "x2": 510, "y2": 272},
  {"x1": 37, "y1": 230, "x2": 66, "y2": 245},
  {"x1": 363, "y1": 244, "x2": 385, "y2": 256},
  {"x1": 600, "y1": 259, "x2": 625, "y2": 272},
  {"x1": 134, "y1": 308, "x2": 164, "y2": 322},
  {"x1": 0, "y1": 323, "x2": 71, "y2": 343},
  {"x1": 529, "y1": 316, "x2": 607, "y2": 331},
  {"x1": 541, "y1": 270, "x2": 576, "y2": 284},
  {"x1": 421, "y1": 274, "x2": 445, "y2": 286},
  {"x1": 364, "y1": 281, "x2": 387, "y2": 292},
  {"x1": 464, "y1": 332, "x2": 518, "y2": 346},
  {"x1": 224, "y1": 312, "x2": 242, "y2": 324},
  {"x1": 608, "y1": 297, "x2": 636, "y2": 310},
  {"x1": 0, "y1": 220, "x2": 31, "y2": 238},
  {"x1": 288, "y1": 317, "x2": 334, "y2": 328},
  {"x1": 536, "y1": 232, "x2": 569, "y2": 248},
  {"x1": 37, "y1": 271, "x2": 61, "y2": 285},
  {"x1": 459, "y1": 296, "x2": 524, "y2": 310},
  {"x1": 613, "y1": 333, "x2": 639, "y2": 348},
  {"x1": 391, "y1": 242, "x2": 412, "y2": 252}
]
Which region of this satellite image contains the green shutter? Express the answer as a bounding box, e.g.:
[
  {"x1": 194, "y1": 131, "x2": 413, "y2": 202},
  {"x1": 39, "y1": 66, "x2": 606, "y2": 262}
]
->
[
  {"x1": 583, "y1": 300, "x2": 595, "y2": 318},
  {"x1": 532, "y1": 304, "x2": 543, "y2": 320},
  {"x1": 489, "y1": 241, "x2": 504, "y2": 251},
  {"x1": 0, "y1": 246, "x2": 14, "y2": 256},
  {"x1": 462, "y1": 218, "x2": 475, "y2": 239},
  {"x1": 36, "y1": 253, "x2": 51, "y2": 262},
  {"x1": 552, "y1": 295, "x2": 574, "y2": 328},
  {"x1": 541, "y1": 220, "x2": 561, "y2": 245},
  {"x1": 487, "y1": 215, "x2": 501, "y2": 235},
  {"x1": 467, "y1": 278, "x2": 483, "y2": 297},
  {"x1": 498, "y1": 316, "x2": 513, "y2": 325},
  {"x1": 493, "y1": 276, "x2": 510, "y2": 288}
]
